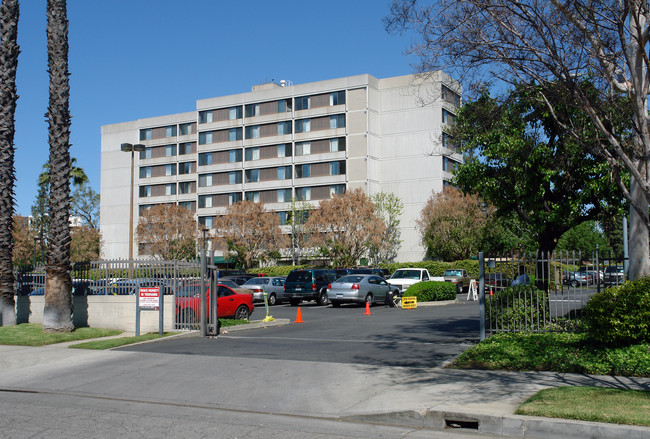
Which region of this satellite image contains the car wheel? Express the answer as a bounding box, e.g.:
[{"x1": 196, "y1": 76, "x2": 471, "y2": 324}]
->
[
  {"x1": 234, "y1": 305, "x2": 250, "y2": 320},
  {"x1": 331, "y1": 301, "x2": 341, "y2": 308},
  {"x1": 456, "y1": 282, "x2": 463, "y2": 294},
  {"x1": 289, "y1": 299, "x2": 301, "y2": 306},
  {"x1": 364, "y1": 294, "x2": 373, "y2": 306},
  {"x1": 317, "y1": 291, "x2": 329, "y2": 306},
  {"x1": 571, "y1": 279, "x2": 578, "y2": 287},
  {"x1": 268, "y1": 293, "x2": 277, "y2": 306}
]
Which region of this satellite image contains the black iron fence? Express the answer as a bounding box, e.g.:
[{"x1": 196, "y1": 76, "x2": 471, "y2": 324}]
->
[{"x1": 479, "y1": 250, "x2": 628, "y2": 339}]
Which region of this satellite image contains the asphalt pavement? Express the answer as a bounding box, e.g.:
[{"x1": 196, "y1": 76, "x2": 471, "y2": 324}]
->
[{"x1": 1, "y1": 299, "x2": 649, "y2": 438}]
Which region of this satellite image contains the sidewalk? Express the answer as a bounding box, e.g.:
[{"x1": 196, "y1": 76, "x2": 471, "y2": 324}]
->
[{"x1": 1, "y1": 322, "x2": 649, "y2": 439}]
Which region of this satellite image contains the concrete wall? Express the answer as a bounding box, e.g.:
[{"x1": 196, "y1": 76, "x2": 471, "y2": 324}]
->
[{"x1": 15, "y1": 296, "x2": 176, "y2": 333}]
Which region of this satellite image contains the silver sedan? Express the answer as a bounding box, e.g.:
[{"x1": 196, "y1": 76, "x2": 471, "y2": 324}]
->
[{"x1": 327, "y1": 274, "x2": 397, "y2": 307}]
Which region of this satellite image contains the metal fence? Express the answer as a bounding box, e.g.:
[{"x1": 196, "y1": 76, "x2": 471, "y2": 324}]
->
[{"x1": 479, "y1": 250, "x2": 628, "y2": 339}]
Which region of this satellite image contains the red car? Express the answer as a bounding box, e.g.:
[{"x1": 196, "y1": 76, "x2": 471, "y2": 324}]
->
[{"x1": 176, "y1": 284, "x2": 254, "y2": 324}]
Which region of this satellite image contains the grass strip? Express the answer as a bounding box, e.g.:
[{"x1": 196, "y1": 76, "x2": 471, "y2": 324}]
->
[
  {"x1": 70, "y1": 332, "x2": 177, "y2": 349},
  {"x1": 516, "y1": 386, "x2": 650, "y2": 427},
  {"x1": 449, "y1": 332, "x2": 650, "y2": 377},
  {"x1": 0, "y1": 323, "x2": 121, "y2": 346}
]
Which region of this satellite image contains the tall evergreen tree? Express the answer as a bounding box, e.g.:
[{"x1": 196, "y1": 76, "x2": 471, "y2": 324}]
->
[
  {"x1": 0, "y1": 0, "x2": 19, "y2": 327},
  {"x1": 43, "y1": 0, "x2": 73, "y2": 332}
]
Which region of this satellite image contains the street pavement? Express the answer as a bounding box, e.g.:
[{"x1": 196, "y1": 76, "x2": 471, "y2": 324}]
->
[{"x1": 1, "y1": 303, "x2": 649, "y2": 438}]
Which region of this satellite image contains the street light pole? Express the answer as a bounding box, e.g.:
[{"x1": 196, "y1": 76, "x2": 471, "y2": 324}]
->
[{"x1": 121, "y1": 143, "x2": 146, "y2": 260}]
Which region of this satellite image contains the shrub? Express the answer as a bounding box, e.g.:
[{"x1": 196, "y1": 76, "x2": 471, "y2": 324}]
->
[
  {"x1": 486, "y1": 286, "x2": 550, "y2": 331},
  {"x1": 583, "y1": 277, "x2": 650, "y2": 346},
  {"x1": 403, "y1": 281, "x2": 456, "y2": 302}
]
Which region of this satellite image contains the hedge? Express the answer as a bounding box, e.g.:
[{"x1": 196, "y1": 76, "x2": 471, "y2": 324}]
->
[{"x1": 403, "y1": 281, "x2": 456, "y2": 302}]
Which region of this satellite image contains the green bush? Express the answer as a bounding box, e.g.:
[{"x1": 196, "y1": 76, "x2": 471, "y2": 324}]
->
[
  {"x1": 248, "y1": 265, "x2": 308, "y2": 276},
  {"x1": 380, "y1": 259, "x2": 479, "y2": 277},
  {"x1": 583, "y1": 277, "x2": 650, "y2": 346},
  {"x1": 403, "y1": 281, "x2": 456, "y2": 302},
  {"x1": 486, "y1": 286, "x2": 550, "y2": 331}
]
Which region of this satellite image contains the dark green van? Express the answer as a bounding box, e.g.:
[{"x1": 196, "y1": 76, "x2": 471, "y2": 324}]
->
[{"x1": 284, "y1": 269, "x2": 338, "y2": 306}]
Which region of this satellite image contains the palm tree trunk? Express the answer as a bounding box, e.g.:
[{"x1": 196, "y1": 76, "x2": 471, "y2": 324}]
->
[
  {"x1": 0, "y1": 0, "x2": 19, "y2": 327},
  {"x1": 43, "y1": 0, "x2": 73, "y2": 332}
]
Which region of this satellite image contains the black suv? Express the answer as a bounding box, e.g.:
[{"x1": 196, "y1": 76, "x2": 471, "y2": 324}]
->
[{"x1": 284, "y1": 269, "x2": 338, "y2": 306}]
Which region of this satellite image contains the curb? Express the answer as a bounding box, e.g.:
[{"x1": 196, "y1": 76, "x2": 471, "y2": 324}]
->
[
  {"x1": 220, "y1": 318, "x2": 291, "y2": 333},
  {"x1": 342, "y1": 409, "x2": 650, "y2": 439}
]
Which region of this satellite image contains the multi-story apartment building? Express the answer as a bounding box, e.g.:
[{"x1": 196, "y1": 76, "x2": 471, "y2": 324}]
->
[{"x1": 100, "y1": 72, "x2": 462, "y2": 262}]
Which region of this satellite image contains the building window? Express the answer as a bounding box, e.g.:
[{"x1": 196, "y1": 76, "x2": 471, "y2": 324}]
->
[
  {"x1": 229, "y1": 171, "x2": 241, "y2": 184},
  {"x1": 229, "y1": 128, "x2": 242, "y2": 141},
  {"x1": 277, "y1": 188, "x2": 291, "y2": 202},
  {"x1": 277, "y1": 166, "x2": 291, "y2": 180},
  {"x1": 229, "y1": 149, "x2": 242, "y2": 163},
  {"x1": 245, "y1": 169, "x2": 260, "y2": 183},
  {"x1": 245, "y1": 125, "x2": 260, "y2": 139},
  {"x1": 295, "y1": 141, "x2": 310, "y2": 156},
  {"x1": 296, "y1": 187, "x2": 311, "y2": 201},
  {"x1": 442, "y1": 85, "x2": 461, "y2": 107},
  {"x1": 229, "y1": 106, "x2": 242, "y2": 120},
  {"x1": 277, "y1": 211, "x2": 288, "y2": 225},
  {"x1": 165, "y1": 184, "x2": 176, "y2": 196},
  {"x1": 330, "y1": 184, "x2": 345, "y2": 197},
  {"x1": 245, "y1": 147, "x2": 260, "y2": 161},
  {"x1": 179, "y1": 182, "x2": 192, "y2": 194},
  {"x1": 442, "y1": 109, "x2": 457, "y2": 125},
  {"x1": 443, "y1": 157, "x2": 460, "y2": 172},
  {"x1": 198, "y1": 195, "x2": 212, "y2": 208},
  {"x1": 199, "y1": 111, "x2": 213, "y2": 124},
  {"x1": 330, "y1": 161, "x2": 345, "y2": 175},
  {"x1": 198, "y1": 153, "x2": 212, "y2": 166},
  {"x1": 245, "y1": 191, "x2": 260, "y2": 202},
  {"x1": 228, "y1": 192, "x2": 242, "y2": 205},
  {"x1": 139, "y1": 167, "x2": 151, "y2": 178},
  {"x1": 277, "y1": 144, "x2": 288, "y2": 157},
  {"x1": 296, "y1": 164, "x2": 311, "y2": 178},
  {"x1": 277, "y1": 121, "x2": 292, "y2": 135},
  {"x1": 330, "y1": 91, "x2": 345, "y2": 106},
  {"x1": 295, "y1": 96, "x2": 310, "y2": 110},
  {"x1": 330, "y1": 114, "x2": 345, "y2": 129},
  {"x1": 165, "y1": 144, "x2": 176, "y2": 157},
  {"x1": 178, "y1": 201, "x2": 192, "y2": 211},
  {"x1": 139, "y1": 147, "x2": 152, "y2": 159},
  {"x1": 199, "y1": 131, "x2": 212, "y2": 145},
  {"x1": 199, "y1": 174, "x2": 213, "y2": 187},
  {"x1": 179, "y1": 142, "x2": 193, "y2": 155},
  {"x1": 179, "y1": 162, "x2": 192, "y2": 175},
  {"x1": 245, "y1": 103, "x2": 260, "y2": 117},
  {"x1": 295, "y1": 119, "x2": 310, "y2": 133},
  {"x1": 179, "y1": 123, "x2": 194, "y2": 135},
  {"x1": 165, "y1": 126, "x2": 177, "y2": 137},
  {"x1": 199, "y1": 216, "x2": 213, "y2": 228},
  {"x1": 165, "y1": 164, "x2": 176, "y2": 176},
  {"x1": 442, "y1": 132, "x2": 456, "y2": 152},
  {"x1": 139, "y1": 186, "x2": 151, "y2": 198},
  {"x1": 277, "y1": 100, "x2": 286, "y2": 113},
  {"x1": 330, "y1": 137, "x2": 346, "y2": 152},
  {"x1": 139, "y1": 128, "x2": 152, "y2": 141}
]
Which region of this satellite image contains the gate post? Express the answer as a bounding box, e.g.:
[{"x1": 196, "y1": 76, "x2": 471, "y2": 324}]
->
[
  {"x1": 200, "y1": 250, "x2": 207, "y2": 336},
  {"x1": 478, "y1": 252, "x2": 485, "y2": 341}
]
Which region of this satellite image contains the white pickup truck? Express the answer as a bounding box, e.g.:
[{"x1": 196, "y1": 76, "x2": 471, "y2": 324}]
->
[{"x1": 386, "y1": 268, "x2": 433, "y2": 295}]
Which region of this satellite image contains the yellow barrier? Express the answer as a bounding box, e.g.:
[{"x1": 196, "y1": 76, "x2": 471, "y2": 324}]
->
[{"x1": 402, "y1": 296, "x2": 417, "y2": 309}]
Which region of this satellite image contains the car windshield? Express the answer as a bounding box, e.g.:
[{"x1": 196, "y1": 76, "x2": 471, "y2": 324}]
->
[
  {"x1": 219, "y1": 280, "x2": 238, "y2": 289},
  {"x1": 337, "y1": 275, "x2": 365, "y2": 283},
  {"x1": 444, "y1": 270, "x2": 463, "y2": 276},
  {"x1": 243, "y1": 278, "x2": 268, "y2": 286},
  {"x1": 287, "y1": 271, "x2": 312, "y2": 282},
  {"x1": 391, "y1": 270, "x2": 421, "y2": 279}
]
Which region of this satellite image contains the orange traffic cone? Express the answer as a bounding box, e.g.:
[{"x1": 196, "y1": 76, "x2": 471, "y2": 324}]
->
[
  {"x1": 364, "y1": 301, "x2": 372, "y2": 315},
  {"x1": 489, "y1": 288, "x2": 493, "y2": 297},
  {"x1": 294, "y1": 307, "x2": 304, "y2": 323}
]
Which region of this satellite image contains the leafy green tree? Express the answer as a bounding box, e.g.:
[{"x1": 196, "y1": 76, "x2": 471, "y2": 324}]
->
[
  {"x1": 286, "y1": 197, "x2": 312, "y2": 265},
  {"x1": 369, "y1": 192, "x2": 403, "y2": 264},
  {"x1": 71, "y1": 181, "x2": 99, "y2": 229},
  {"x1": 555, "y1": 221, "x2": 611, "y2": 257},
  {"x1": 43, "y1": 0, "x2": 73, "y2": 332},
  {"x1": 0, "y1": 0, "x2": 19, "y2": 326},
  {"x1": 452, "y1": 85, "x2": 627, "y2": 254}
]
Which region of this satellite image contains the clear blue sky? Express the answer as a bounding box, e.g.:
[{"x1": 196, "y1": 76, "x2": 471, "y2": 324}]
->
[{"x1": 13, "y1": 0, "x2": 418, "y2": 216}]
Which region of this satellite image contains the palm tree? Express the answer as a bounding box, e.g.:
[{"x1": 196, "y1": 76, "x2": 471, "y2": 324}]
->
[
  {"x1": 43, "y1": 0, "x2": 73, "y2": 332},
  {"x1": 0, "y1": 0, "x2": 20, "y2": 327}
]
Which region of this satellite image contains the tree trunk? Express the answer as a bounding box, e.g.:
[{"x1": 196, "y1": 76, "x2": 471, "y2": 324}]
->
[
  {"x1": 43, "y1": 0, "x2": 73, "y2": 332},
  {"x1": 0, "y1": 0, "x2": 20, "y2": 327},
  {"x1": 628, "y1": 169, "x2": 650, "y2": 280}
]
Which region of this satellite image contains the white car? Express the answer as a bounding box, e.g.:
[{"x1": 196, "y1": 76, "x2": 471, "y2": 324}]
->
[{"x1": 386, "y1": 268, "x2": 431, "y2": 295}]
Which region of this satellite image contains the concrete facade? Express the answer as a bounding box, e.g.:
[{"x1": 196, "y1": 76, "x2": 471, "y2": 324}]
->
[{"x1": 100, "y1": 72, "x2": 462, "y2": 263}]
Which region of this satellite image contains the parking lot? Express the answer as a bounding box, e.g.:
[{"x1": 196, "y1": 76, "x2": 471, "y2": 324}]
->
[{"x1": 119, "y1": 298, "x2": 480, "y2": 369}]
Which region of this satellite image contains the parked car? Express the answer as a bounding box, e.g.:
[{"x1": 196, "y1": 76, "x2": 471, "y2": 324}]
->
[
  {"x1": 562, "y1": 271, "x2": 590, "y2": 287},
  {"x1": 327, "y1": 274, "x2": 398, "y2": 307},
  {"x1": 284, "y1": 269, "x2": 338, "y2": 306},
  {"x1": 443, "y1": 269, "x2": 476, "y2": 294},
  {"x1": 386, "y1": 268, "x2": 431, "y2": 295},
  {"x1": 603, "y1": 265, "x2": 625, "y2": 286},
  {"x1": 176, "y1": 284, "x2": 254, "y2": 322},
  {"x1": 29, "y1": 279, "x2": 98, "y2": 296},
  {"x1": 242, "y1": 276, "x2": 287, "y2": 305},
  {"x1": 578, "y1": 266, "x2": 603, "y2": 283},
  {"x1": 485, "y1": 273, "x2": 511, "y2": 289}
]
